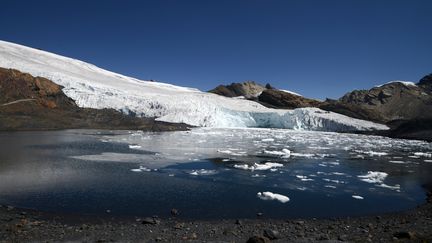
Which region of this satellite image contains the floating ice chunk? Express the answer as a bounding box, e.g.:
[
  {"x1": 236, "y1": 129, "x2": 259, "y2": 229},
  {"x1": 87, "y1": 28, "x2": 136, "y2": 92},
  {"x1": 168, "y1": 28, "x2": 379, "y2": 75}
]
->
[
  {"x1": 234, "y1": 162, "x2": 283, "y2": 171},
  {"x1": 291, "y1": 153, "x2": 314, "y2": 158},
  {"x1": 325, "y1": 162, "x2": 340, "y2": 166},
  {"x1": 189, "y1": 169, "x2": 217, "y2": 176},
  {"x1": 129, "y1": 144, "x2": 142, "y2": 149},
  {"x1": 217, "y1": 149, "x2": 246, "y2": 156},
  {"x1": 360, "y1": 151, "x2": 388, "y2": 156},
  {"x1": 217, "y1": 150, "x2": 233, "y2": 154},
  {"x1": 388, "y1": 160, "x2": 405, "y2": 164},
  {"x1": 251, "y1": 174, "x2": 266, "y2": 178},
  {"x1": 131, "y1": 166, "x2": 151, "y2": 172},
  {"x1": 330, "y1": 172, "x2": 346, "y2": 176},
  {"x1": 257, "y1": 191, "x2": 290, "y2": 203},
  {"x1": 358, "y1": 171, "x2": 388, "y2": 184},
  {"x1": 325, "y1": 185, "x2": 336, "y2": 189},
  {"x1": 352, "y1": 195, "x2": 364, "y2": 200},
  {"x1": 233, "y1": 164, "x2": 249, "y2": 170},
  {"x1": 297, "y1": 187, "x2": 307, "y2": 191},
  {"x1": 263, "y1": 149, "x2": 291, "y2": 158},
  {"x1": 296, "y1": 175, "x2": 314, "y2": 181},
  {"x1": 414, "y1": 152, "x2": 432, "y2": 158},
  {"x1": 323, "y1": 178, "x2": 344, "y2": 184},
  {"x1": 377, "y1": 183, "x2": 401, "y2": 191},
  {"x1": 261, "y1": 138, "x2": 275, "y2": 142},
  {"x1": 425, "y1": 160, "x2": 432, "y2": 163}
]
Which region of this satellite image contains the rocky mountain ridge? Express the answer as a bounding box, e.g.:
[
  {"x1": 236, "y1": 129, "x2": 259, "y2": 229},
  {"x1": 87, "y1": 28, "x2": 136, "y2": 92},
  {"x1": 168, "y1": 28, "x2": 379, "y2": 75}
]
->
[
  {"x1": 208, "y1": 81, "x2": 268, "y2": 98},
  {"x1": 209, "y1": 76, "x2": 432, "y2": 141},
  {"x1": 0, "y1": 67, "x2": 188, "y2": 131},
  {"x1": 325, "y1": 78, "x2": 432, "y2": 122},
  {"x1": 209, "y1": 81, "x2": 322, "y2": 109}
]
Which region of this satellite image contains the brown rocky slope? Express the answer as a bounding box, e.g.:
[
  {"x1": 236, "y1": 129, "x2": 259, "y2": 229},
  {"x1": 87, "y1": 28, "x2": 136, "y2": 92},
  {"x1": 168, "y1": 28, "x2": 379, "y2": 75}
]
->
[{"x1": 0, "y1": 67, "x2": 189, "y2": 131}]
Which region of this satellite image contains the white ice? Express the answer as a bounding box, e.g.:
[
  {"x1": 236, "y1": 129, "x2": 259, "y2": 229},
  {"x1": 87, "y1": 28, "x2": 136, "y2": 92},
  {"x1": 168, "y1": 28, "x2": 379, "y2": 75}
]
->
[
  {"x1": 234, "y1": 162, "x2": 284, "y2": 171},
  {"x1": 263, "y1": 149, "x2": 291, "y2": 158},
  {"x1": 0, "y1": 40, "x2": 388, "y2": 132},
  {"x1": 358, "y1": 171, "x2": 388, "y2": 184},
  {"x1": 257, "y1": 191, "x2": 290, "y2": 203}
]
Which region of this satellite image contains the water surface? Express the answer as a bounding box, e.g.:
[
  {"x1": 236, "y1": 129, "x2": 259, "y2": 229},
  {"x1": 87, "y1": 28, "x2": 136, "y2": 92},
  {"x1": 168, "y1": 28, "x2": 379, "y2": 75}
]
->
[{"x1": 0, "y1": 128, "x2": 431, "y2": 219}]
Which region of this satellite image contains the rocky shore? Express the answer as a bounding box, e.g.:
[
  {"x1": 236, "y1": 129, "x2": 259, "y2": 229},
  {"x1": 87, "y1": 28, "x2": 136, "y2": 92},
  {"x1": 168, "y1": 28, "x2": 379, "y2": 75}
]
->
[{"x1": 1, "y1": 191, "x2": 431, "y2": 242}]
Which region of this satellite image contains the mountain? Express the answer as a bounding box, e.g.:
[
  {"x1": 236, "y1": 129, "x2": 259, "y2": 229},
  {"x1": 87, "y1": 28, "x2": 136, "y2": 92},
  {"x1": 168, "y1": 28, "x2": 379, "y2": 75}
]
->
[
  {"x1": 258, "y1": 89, "x2": 321, "y2": 109},
  {"x1": 0, "y1": 40, "x2": 387, "y2": 132},
  {"x1": 208, "y1": 81, "x2": 267, "y2": 99},
  {"x1": 208, "y1": 81, "x2": 322, "y2": 109},
  {"x1": 322, "y1": 79, "x2": 432, "y2": 123},
  {"x1": 0, "y1": 67, "x2": 188, "y2": 131},
  {"x1": 210, "y1": 77, "x2": 432, "y2": 141}
]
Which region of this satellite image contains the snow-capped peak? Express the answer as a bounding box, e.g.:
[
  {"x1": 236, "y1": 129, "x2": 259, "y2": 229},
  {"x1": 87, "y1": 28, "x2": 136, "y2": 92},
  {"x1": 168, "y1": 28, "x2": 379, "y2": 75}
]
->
[
  {"x1": 0, "y1": 40, "x2": 387, "y2": 131},
  {"x1": 375, "y1": 80, "x2": 417, "y2": 88},
  {"x1": 279, "y1": 89, "x2": 302, "y2": 96}
]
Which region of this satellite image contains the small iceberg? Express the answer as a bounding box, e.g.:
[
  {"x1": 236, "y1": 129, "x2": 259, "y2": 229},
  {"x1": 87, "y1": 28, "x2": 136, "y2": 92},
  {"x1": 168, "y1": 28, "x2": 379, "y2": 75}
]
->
[
  {"x1": 131, "y1": 166, "x2": 152, "y2": 172},
  {"x1": 414, "y1": 152, "x2": 432, "y2": 158},
  {"x1": 257, "y1": 191, "x2": 290, "y2": 203},
  {"x1": 129, "y1": 144, "x2": 142, "y2": 149},
  {"x1": 189, "y1": 169, "x2": 217, "y2": 176},
  {"x1": 234, "y1": 162, "x2": 283, "y2": 171},
  {"x1": 263, "y1": 148, "x2": 291, "y2": 158},
  {"x1": 358, "y1": 171, "x2": 388, "y2": 184}
]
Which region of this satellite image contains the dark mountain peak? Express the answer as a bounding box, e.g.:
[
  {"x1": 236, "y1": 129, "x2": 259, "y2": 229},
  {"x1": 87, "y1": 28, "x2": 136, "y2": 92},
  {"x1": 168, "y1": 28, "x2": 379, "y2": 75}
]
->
[
  {"x1": 328, "y1": 79, "x2": 432, "y2": 122},
  {"x1": 418, "y1": 73, "x2": 432, "y2": 91},
  {"x1": 208, "y1": 81, "x2": 266, "y2": 98},
  {"x1": 258, "y1": 89, "x2": 321, "y2": 109}
]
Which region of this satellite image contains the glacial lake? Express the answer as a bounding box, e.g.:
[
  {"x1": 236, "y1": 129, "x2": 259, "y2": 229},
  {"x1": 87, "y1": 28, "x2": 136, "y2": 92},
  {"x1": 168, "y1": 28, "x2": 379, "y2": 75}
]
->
[{"x1": 0, "y1": 128, "x2": 431, "y2": 219}]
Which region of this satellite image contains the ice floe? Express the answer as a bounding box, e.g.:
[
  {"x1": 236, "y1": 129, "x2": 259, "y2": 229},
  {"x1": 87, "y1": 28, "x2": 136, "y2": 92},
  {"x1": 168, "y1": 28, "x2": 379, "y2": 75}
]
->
[
  {"x1": 263, "y1": 149, "x2": 291, "y2": 158},
  {"x1": 296, "y1": 175, "x2": 314, "y2": 181},
  {"x1": 377, "y1": 183, "x2": 401, "y2": 191},
  {"x1": 388, "y1": 160, "x2": 406, "y2": 164},
  {"x1": 129, "y1": 144, "x2": 142, "y2": 149},
  {"x1": 234, "y1": 162, "x2": 284, "y2": 171},
  {"x1": 290, "y1": 152, "x2": 315, "y2": 158},
  {"x1": 354, "y1": 150, "x2": 388, "y2": 156},
  {"x1": 131, "y1": 166, "x2": 152, "y2": 172},
  {"x1": 189, "y1": 169, "x2": 217, "y2": 176},
  {"x1": 358, "y1": 171, "x2": 388, "y2": 184},
  {"x1": 257, "y1": 191, "x2": 290, "y2": 203},
  {"x1": 414, "y1": 152, "x2": 432, "y2": 158},
  {"x1": 352, "y1": 195, "x2": 364, "y2": 200}
]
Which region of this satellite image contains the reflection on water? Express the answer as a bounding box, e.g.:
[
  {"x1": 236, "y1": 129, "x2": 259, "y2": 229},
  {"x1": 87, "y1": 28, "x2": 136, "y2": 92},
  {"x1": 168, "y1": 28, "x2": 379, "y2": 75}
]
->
[{"x1": 0, "y1": 128, "x2": 431, "y2": 219}]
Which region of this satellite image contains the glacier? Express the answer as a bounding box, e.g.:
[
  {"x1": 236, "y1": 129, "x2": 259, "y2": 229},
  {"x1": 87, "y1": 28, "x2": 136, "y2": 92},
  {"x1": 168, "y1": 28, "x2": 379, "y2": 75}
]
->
[{"x1": 0, "y1": 40, "x2": 388, "y2": 131}]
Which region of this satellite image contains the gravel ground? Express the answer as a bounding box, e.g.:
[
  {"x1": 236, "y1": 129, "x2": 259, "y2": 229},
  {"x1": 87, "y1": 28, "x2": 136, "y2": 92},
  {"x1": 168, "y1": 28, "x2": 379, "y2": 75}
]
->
[{"x1": 1, "y1": 190, "x2": 431, "y2": 243}]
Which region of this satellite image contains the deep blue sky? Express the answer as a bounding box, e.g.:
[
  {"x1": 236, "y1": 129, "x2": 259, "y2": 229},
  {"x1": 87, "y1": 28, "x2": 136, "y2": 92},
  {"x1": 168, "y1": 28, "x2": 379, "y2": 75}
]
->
[{"x1": 1, "y1": 0, "x2": 431, "y2": 99}]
